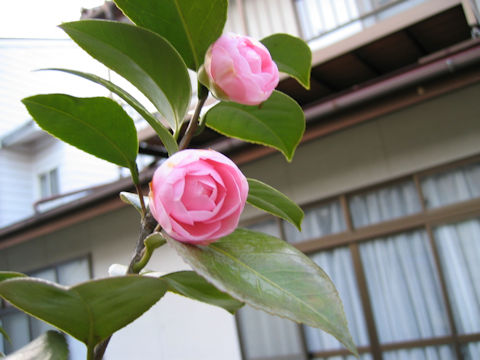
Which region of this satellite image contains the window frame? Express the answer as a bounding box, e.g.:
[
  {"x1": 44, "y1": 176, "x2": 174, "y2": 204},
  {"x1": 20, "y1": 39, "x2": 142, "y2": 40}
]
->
[
  {"x1": 37, "y1": 167, "x2": 60, "y2": 199},
  {"x1": 238, "y1": 153, "x2": 480, "y2": 360},
  {"x1": 0, "y1": 254, "x2": 92, "y2": 354}
]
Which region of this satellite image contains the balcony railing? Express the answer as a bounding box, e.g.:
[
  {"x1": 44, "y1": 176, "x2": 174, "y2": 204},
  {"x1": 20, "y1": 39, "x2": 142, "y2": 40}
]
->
[{"x1": 225, "y1": 0, "x2": 435, "y2": 45}]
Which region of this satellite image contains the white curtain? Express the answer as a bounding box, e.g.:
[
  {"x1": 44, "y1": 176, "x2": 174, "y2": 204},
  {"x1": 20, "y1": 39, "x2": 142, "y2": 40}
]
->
[
  {"x1": 283, "y1": 200, "x2": 346, "y2": 243},
  {"x1": 305, "y1": 247, "x2": 369, "y2": 351},
  {"x1": 247, "y1": 218, "x2": 281, "y2": 238},
  {"x1": 383, "y1": 345, "x2": 454, "y2": 360},
  {"x1": 349, "y1": 180, "x2": 421, "y2": 228},
  {"x1": 462, "y1": 341, "x2": 480, "y2": 359},
  {"x1": 240, "y1": 220, "x2": 307, "y2": 360},
  {"x1": 314, "y1": 353, "x2": 372, "y2": 360},
  {"x1": 237, "y1": 305, "x2": 306, "y2": 360},
  {"x1": 421, "y1": 162, "x2": 480, "y2": 209},
  {"x1": 434, "y1": 219, "x2": 480, "y2": 334},
  {"x1": 359, "y1": 230, "x2": 451, "y2": 343}
]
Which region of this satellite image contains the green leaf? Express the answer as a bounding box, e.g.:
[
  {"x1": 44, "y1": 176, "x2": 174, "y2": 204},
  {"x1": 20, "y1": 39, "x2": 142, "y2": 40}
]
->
[
  {"x1": 114, "y1": 0, "x2": 228, "y2": 70},
  {"x1": 5, "y1": 331, "x2": 68, "y2": 360},
  {"x1": 60, "y1": 20, "x2": 191, "y2": 133},
  {"x1": 247, "y1": 178, "x2": 304, "y2": 230},
  {"x1": 206, "y1": 91, "x2": 305, "y2": 161},
  {"x1": 120, "y1": 192, "x2": 149, "y2": 215},
  {"x1": 168, "y1": 229, "x2": 357, "y2": 355},
  {"x1": 0, "y1": 276, "x2": 167, "y2": 348},
  {"x1": 161, "y1": 271, "x2": 244, "y2": 314},
  {"x1": 261, "y1": 34, "x2": 312, "y2": 89},
  {"x1": 0, "y1": 326, "x2": 10, "y2": 345},
  {"x1": 44, "y1": 68, "x2": 178, "y2": 155},
  {"x1": 0, "y1": 272, "x2": 26, "y2": 282},
  {"x1": 22, "y1": 95, "x2": 138, "y2": 174}
]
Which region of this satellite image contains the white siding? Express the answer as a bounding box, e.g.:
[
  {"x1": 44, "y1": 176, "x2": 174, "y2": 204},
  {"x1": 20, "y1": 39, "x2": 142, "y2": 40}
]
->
[
  {"x1": 0, "y1": 148, "x2": 34, "y2": 227},
  {"x1": 61, "y1": 145, "x2": 120, "y2": 193}
]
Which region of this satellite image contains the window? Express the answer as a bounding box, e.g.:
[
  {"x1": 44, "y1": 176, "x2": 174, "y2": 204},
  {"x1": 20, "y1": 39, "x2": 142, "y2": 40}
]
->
[
  {"x1": 38, "y1": 168, "x2": 59, "y2": 198},
  {"x1": 0, "y1": 257, "x2": 90, "y2": 358},
  {"x1": 237, "y1": 155, "x2": 480, "y2": 360}
]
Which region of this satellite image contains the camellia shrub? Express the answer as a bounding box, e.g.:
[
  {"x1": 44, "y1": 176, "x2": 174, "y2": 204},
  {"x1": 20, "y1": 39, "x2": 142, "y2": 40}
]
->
[{"x1": 0, "y1": 1, "x2": 357, "y2": 359}]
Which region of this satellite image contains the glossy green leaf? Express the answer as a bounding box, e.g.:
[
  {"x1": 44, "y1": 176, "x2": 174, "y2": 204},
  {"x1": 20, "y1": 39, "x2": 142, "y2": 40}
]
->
[
  {"x1": 22, "y1": 95, "x2": 138, "y2": 174},
  {"x1": 60, "y1": 20, "x2": 191, "y2": 133},
  {"x1": 114, "y1": 0, "x2": 228, "y2": 70},
  {"x1": 261, "y1": 34, "x2": 312, "y2": 89},
  {"x1": 0, "y1": 276, "x2": 167, "y2": 348},
  {"x1": 0, "y1": 272, "x2": 26, "y2": 282},
  {"x1": 161, "y1": 271, "x2": 244, "y2": 314},
  {"x1": 206, "y1": 91, "x2": 305, "y2": 161},
  {"x1": 5, "y1": 331, "x2": 68, "y2": 360},
  {"x1": 168, "y1": 229, "x2": 357, "y2": 355},
  {"x1": 120, "y1": 192, "x2": 149, "y2": 215},
  {"x1": 247, "y1": 178, "x2": 304, "y2": 231},
  {"x1": 44, "y1": 68, "x2": 178, "y2": 155}
]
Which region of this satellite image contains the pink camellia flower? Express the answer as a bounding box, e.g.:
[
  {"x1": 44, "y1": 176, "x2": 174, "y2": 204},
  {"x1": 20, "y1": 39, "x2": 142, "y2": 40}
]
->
[
  {"x1": 149, "y1": 149, "x2": 249, "y2": 244},
  {"x1": 200, "y1": 32, "x2": 279, "y2": 106}
]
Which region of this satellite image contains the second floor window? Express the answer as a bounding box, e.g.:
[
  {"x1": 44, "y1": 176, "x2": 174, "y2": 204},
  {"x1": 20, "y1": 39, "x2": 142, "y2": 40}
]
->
[{"x1": 38, "y1": 168, "x2": 59, "y2": 198}]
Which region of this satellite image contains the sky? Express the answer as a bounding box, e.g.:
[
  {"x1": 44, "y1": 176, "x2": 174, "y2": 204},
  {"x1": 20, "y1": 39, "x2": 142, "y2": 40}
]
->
[{"x1": 0, "y1": 0, "x2": 105, "y2": 39}]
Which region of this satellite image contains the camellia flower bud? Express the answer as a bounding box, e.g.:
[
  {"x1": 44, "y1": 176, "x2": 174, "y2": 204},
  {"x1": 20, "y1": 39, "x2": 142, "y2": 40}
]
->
[
  {"x1": 149, "y1": 149, "x2": 248, "y2": 244},
  {"x1": 199, "y1": 32, "x2": 279, "y2": 106}
]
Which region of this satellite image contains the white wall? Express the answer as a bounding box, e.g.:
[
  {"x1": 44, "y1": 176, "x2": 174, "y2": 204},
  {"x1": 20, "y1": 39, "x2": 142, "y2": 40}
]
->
[{"x1": 0, "y1": 147, "x2": 34, "y2": 227}]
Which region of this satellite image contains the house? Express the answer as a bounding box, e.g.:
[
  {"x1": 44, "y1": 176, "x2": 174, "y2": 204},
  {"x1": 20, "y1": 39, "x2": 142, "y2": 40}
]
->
[{"x1": 1, "y1": 0, "x2": 480, "y2": 359}]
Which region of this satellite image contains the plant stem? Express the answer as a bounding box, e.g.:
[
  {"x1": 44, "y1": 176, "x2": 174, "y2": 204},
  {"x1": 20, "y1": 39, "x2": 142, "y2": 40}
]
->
[
  {"x1": 87, "y1": 345, "x2": 94, "y2": 360},
  {"x1": 179, "y1": 84, "x2": 209, "y2": 150},
  {"x1": 93, "y1": 211, "x2": 158, "y2": 359},
  {"x1": 135, "y1": 182, "x2": 147, "y2": 219}
]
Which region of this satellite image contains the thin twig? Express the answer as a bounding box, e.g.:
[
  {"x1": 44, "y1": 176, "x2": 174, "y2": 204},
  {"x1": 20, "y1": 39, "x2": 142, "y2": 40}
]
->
[{"x1": 135, "y1": 182, "x2": 147, "y2": 218}]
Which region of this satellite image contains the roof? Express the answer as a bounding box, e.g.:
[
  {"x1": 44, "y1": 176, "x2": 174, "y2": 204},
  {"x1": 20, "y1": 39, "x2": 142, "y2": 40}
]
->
[{"x1": 1, "y1": 1, "x2": 480, "y2": 247}]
